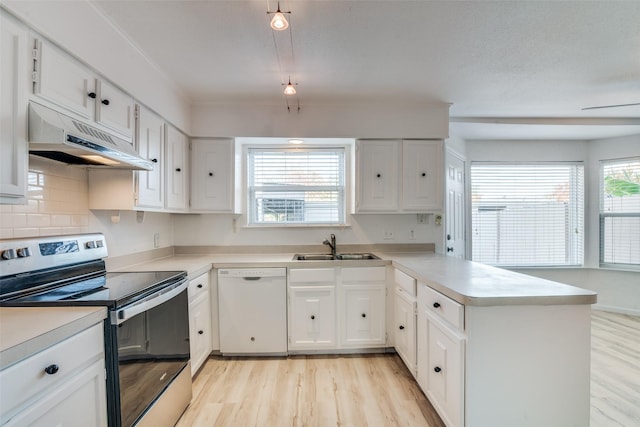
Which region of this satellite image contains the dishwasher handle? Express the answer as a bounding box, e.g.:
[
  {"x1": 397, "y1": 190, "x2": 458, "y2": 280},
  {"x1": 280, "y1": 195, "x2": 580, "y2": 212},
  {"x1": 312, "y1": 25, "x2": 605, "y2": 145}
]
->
[{"x1": 243, "y1": 276, "x2": 262, "y2": 281}]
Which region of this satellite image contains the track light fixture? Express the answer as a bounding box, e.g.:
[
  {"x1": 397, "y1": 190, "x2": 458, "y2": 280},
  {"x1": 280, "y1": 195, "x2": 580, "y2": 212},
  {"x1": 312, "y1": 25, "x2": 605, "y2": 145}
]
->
[
  {"x1": 283, "y1": 77, "x2": 297, "y2": 95},
  {"x1": 267, "y1": 2, "x2": 290, "y2": 31}
]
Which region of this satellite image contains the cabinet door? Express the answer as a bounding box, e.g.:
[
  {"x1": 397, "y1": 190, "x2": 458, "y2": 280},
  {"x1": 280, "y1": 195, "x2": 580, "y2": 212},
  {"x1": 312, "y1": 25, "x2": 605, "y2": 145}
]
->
[
  {"x1": 402, "y1": 140, "x2": 443, "y2": 211},
  {"x1": 5, "y1": 360, "x2": 107, "y2": 427},
  {"x1": 35, "y1": 39, "x2": 95, "y2": 120},
  {"x1": 190, "y1": 138, "x2": 236, "y2": 212},
  {"x1": 136, "y1": 106, "x2": 164, "y2": 208},
  {"x1": 356, "y1": 139, "x2": 399, "y2": 212},
  {"x1": 418, "y1": 312, "x2": 464, "y2": 427},
  {"x1": 394, "y1": 289, "x2": 417, "y2": 375},
  {"x1": 0, "y1": 12, "x2": 28, "y2": 203},
  {"x1": 341, "y1": 285, "x2": 386, "y2": 346},
  {"x1": 189, "y1": 291, "x2": 212, "y2": 377},
  {"x1": 165, "y1": 125, "x2": 188, "y2": 211},
  {"x1": 95, "y1": 79, "x2": 134, "y2": 140},
  {"x1": 288, "y1": 286, "x2": 336, "y2": 349}
]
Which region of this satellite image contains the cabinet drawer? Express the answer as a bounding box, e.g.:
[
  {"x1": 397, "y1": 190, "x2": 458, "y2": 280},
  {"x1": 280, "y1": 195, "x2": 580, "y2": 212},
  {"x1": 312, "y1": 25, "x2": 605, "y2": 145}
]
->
[
  {"x1": 289, "y1": 268, "x2": 336, "y2": 284},
  {"x1": 188, "y1": 272, "x2": 210, "y2": 301},
  {"x1": 394, "y1": 269, "x2": 416, "y2": 296},
  {"x1": 0, "y1": 323, "x2": 104, "y2": 419},
  {"x1": 341, "y1": 267, "x2": 386, "y2": 283},
  {"x1": 419, "y1": 283, "x2": 464, "y2": 331}
]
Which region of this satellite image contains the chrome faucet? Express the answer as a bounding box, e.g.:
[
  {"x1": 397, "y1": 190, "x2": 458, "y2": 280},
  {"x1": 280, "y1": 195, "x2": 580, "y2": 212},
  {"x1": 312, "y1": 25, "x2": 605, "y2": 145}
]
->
[{"x1": 323, "y1": 234, "x2": 337, "y2": 256}]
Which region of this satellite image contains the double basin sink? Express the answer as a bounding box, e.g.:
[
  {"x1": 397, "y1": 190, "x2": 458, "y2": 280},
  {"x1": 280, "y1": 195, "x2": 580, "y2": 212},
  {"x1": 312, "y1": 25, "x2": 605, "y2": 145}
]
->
[{"x1": 293, "y1": 253, "x2": 380, "y2": 261}]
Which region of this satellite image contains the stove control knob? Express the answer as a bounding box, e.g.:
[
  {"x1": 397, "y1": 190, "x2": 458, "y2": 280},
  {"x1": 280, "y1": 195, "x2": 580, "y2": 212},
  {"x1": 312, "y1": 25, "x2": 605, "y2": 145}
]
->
[
  {"x1": 95, "y1": 240, "x2": 104, "y2": 248},
  {"x1": 16, "y1": 247, "x2": 31, "y2": 258},
  {"x1": 85, "y1": 241, "x2": 96, "y2": 249},
  {"x1": 1, "y1": 249, "x2": 16, "y2": 260}
]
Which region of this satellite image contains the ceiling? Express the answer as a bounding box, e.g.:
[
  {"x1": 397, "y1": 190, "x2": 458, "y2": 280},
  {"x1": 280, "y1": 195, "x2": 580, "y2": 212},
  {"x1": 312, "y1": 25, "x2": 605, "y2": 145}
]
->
[{"x1": 92, "y1": 0, "x2": 640, "y2": 140}]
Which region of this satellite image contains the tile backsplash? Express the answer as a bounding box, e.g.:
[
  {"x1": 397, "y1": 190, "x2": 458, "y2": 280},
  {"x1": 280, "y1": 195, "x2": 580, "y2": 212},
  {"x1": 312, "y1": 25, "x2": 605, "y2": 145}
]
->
[{"x1": 0, "y1": 157, "x2": 89, "y2": 239}]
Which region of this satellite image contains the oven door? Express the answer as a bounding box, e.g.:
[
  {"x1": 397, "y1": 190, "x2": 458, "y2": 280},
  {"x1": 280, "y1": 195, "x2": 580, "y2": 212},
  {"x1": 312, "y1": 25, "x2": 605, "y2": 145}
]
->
[{"x1": 112, "y1": 280, "x2": 190, "y2": 427}]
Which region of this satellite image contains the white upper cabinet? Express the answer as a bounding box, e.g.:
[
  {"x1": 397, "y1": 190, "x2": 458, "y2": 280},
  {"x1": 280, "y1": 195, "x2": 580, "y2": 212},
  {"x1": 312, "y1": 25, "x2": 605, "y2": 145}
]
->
[
  {"x1": 356, "y1": 139, "x2": 443, "y2": 213},
  {"x1": 165, "y1": 124, "x2": 188, "y2": 211},
  {"x1": 0, "y1": 11, "x2": 29, "y2": 204},
  {"x1": 190, "y1": 138, "x2": 240, "y2": 213},
  {"x1": 33, "y1": 38, "x2": 134, "y2": 140},
  {"x1": 355, "y1": 140, "x2": 399, "y2": 212},
  {"x1": 136, "y1": 105, "x2": 164, "y2": 209},
  {"x1": 402, "y1": 140, "x2": 443, "y2": 211}
]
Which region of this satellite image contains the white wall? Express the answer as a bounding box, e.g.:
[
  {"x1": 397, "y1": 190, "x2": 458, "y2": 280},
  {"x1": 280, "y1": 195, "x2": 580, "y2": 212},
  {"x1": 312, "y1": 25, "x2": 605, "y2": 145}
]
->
[
  {"x1": 1, "y1": 1, "x2": 191, "y2": 133},
  {"x1": 191, "y1": 101, "x2": 450, "y2": 139},
  {"x1": 173, "y1": 213, "x2": 442, "y2": 250}
]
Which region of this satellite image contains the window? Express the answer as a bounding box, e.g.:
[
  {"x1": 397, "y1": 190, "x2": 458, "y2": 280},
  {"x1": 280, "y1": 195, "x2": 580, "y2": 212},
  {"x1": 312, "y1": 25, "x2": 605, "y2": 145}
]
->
[
  {"x1": 471, "y1": 163, "x2": 584, "y2": 267},
  {"x1": 600, "y1": 157, "x2": 640, "y2": 268},
  {"x1": 247, "y1": 147, "x2": 346, "y2": 225}
]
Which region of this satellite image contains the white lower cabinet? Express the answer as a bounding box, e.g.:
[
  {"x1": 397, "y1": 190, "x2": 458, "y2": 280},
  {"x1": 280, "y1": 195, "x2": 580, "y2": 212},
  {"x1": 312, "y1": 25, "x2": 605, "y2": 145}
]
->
[
  {"x1": 288, "y1": 286, "x2": 336, "y2": 349},
  {"x1": 188, "y1": 272, "x2": 213, "y2": 376},
  {"x1": 416, "y1": 281, "x2": 465, "y2": 427},
  {"x1": 288, "y1": 266, "x2": 386, "y2": 352},
  {"x1": 340, "y1": 267, "x2": 386, "y2": 347},
  {"x1": 394, "y1": 288, "x2": 417, "y2": 375},
  {"x1": 0, "y1": 323, "x2": 107, "y2": 426},
  {"x1": 288, "y1": 268, "x2": 337, "y2": 350}
]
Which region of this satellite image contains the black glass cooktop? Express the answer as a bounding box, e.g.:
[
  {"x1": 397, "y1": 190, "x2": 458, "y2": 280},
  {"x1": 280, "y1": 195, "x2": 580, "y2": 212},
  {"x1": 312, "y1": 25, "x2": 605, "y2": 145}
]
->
[{"x1": 3, "y1": 271, "x2": 186, "y2": 308}]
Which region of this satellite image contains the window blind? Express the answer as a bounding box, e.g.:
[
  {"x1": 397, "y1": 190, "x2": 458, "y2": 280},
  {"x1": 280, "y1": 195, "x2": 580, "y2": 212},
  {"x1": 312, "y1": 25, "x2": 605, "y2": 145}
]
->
[
  {"x1": 600, "y1": 157, "x2": 640, "y2": 267},
  {"x1": 471, "y1": 163, "x2": 584, "y2": 267},
  {"x1": 247, "y1": 147, "x2": 346, "y2": 225}
]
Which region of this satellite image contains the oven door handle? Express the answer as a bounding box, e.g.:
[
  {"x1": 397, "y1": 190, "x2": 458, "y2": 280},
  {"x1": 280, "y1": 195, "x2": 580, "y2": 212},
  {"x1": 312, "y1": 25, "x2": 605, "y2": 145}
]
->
[{"x1": 112, "y1": 279, "x2": 188, "y2": 325}]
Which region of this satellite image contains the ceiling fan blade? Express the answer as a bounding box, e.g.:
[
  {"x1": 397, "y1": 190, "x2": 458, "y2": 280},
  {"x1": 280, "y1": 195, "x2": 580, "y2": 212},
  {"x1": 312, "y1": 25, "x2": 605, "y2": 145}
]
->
[{"x1": 582, "y1": 102, "x2": 640, "y2": 111}]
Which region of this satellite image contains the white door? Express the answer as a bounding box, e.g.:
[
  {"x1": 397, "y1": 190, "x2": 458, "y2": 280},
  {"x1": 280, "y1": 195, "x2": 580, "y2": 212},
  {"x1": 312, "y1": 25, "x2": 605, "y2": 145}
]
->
[
  {"x1": 136, "y1": 106, "x2": 164, "y2": 208},
  {"x1": 445, "y1": 152, "x2": 466, "y2": 259}
]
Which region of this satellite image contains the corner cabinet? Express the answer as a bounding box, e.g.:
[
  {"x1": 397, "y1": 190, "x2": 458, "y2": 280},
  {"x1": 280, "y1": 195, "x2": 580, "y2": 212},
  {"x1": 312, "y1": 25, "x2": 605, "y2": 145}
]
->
[
  {"x1": 355, "y1": 139, "x2": 443, "y2": 213},
  {"x1": 0, "y1": 11, "x2": 29, "y2": 204},
  {"x1": 190, "y1": 138, "x2": 241, "y2": 213}
]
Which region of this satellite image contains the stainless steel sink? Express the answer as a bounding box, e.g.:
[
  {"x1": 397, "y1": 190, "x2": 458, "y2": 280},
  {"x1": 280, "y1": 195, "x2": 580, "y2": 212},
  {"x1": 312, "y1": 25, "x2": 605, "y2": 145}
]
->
[
  {"x1": 292, "y1": 253, "x2": 380, "y2": 261},
  {"x1": 335, "y1": 253, "x2": 380, "y2": 260},
  {"x1": 292, "y1": 254, "x2": 336, "y2": 261}
]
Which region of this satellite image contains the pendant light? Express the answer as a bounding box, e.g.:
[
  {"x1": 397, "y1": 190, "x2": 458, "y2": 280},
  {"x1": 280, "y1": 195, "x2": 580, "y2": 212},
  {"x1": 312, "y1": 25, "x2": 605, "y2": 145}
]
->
[
  {"x1": 268, "y1": 2, "x2": 290, "y2": 31},
  {"x1": 283, "y1": 77, "x2": 297, "y2": 95}
]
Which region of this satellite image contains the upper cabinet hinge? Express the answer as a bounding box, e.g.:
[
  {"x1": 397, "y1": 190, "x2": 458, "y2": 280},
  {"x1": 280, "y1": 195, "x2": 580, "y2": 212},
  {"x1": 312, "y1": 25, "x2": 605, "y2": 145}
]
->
[{"x1": 31, "y1": 71, "x2": 38, "y2": 83}]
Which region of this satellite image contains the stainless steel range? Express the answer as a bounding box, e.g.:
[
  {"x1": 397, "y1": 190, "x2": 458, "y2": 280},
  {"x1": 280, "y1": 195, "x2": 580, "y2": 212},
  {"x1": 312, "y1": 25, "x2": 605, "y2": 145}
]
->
[{"x1": 0, "y1": 233, "x2": 192, "y2": 427}]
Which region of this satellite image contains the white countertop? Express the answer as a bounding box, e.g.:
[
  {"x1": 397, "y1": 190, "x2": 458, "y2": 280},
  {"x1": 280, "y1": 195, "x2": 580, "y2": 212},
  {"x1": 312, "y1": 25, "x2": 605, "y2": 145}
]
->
[
  {"x1": 0, "y1": 306, "x2": 107, "y2": 369},
  {"x1": 116, "y1": 251, "x2": 596, "y2": 307}
]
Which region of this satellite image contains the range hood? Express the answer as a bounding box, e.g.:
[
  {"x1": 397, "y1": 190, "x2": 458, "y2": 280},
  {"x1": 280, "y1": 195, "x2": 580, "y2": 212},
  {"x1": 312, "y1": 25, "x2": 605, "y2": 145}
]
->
[{"x1": 28, "y1": 102, "x2": 153, "y2": 171}]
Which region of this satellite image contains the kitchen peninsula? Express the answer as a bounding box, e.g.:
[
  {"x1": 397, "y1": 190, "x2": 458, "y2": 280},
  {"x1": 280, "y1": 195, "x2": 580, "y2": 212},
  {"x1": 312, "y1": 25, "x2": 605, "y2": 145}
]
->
[{"x1": 110, "y1": 249, "x2": 596, "y2": 427}]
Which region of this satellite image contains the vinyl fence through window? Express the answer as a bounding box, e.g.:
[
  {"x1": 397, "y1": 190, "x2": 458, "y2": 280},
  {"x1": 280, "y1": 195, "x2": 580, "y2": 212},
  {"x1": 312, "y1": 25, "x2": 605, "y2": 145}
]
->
[
  {"x1": 247, "y1": 147, "x2": 346, "y2": 225},
  {"x1": 471, "y1": 163, "x2": 584, "y2": 267}
]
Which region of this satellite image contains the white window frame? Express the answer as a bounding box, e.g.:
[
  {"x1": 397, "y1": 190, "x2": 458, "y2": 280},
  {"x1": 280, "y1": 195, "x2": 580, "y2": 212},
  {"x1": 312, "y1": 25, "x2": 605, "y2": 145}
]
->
[
  {"x1": 599, "y1": 157, "x2": 640, "y2": 270},
  {"x1": 470, "y1": 162, "x2": 585, "y2": 267},
  {"x1": 244, "y1": 144, "x2": 350, "y2": 227}
]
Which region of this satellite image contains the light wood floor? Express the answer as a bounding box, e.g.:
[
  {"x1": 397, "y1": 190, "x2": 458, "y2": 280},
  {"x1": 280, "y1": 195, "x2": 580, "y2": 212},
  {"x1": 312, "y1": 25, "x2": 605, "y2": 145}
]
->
[{"x1": 178, "y1": 310, "x2": 639, "y2": 427}]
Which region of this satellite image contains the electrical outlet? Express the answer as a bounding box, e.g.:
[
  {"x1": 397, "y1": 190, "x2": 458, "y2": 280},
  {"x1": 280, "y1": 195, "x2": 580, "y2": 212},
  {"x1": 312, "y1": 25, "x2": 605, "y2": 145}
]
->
[
  {"x1": 383, "y1": 230, "x2": 394, "y2": 240},
  {"x1": 417, "y1": 214, "x2": 428, "y2": 224},
  {"x1": 153, "y1": 233, "x2": 160, "y2": 248},
  {"x1": 409, "y1": 229, "x2": 415, "y2": 240}
]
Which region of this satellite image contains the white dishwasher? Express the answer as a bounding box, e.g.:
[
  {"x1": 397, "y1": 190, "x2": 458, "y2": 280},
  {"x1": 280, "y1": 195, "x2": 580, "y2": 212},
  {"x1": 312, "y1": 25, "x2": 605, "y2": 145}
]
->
[{"x1": 218, "y1": 268, "x2": 287, "y2": 355}]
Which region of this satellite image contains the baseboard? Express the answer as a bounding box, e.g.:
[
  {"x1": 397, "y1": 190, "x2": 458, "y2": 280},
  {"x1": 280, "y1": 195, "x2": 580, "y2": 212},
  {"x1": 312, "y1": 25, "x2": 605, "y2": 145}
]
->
[{"x1": 592, "y1": 304, "x2": 640, "y2": 316}]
